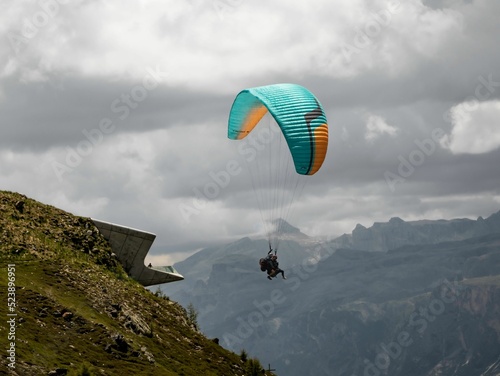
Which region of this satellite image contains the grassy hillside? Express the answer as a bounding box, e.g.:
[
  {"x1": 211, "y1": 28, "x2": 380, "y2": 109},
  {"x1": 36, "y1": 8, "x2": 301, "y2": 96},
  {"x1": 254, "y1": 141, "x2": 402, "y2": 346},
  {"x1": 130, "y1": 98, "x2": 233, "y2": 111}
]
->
[{"x1": 0, "y1": 191, "x2": 273, "y2": 376}]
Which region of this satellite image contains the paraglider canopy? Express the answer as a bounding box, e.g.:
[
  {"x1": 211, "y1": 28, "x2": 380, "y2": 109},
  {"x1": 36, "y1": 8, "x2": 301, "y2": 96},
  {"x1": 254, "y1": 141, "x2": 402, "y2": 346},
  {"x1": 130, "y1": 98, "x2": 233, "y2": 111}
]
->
[
  {"x1": 227, "y1": 83, "x2": 329, "y2": 250},
  {"x1": 228, "y1": 83, "x2": 328, "y2": 175}
]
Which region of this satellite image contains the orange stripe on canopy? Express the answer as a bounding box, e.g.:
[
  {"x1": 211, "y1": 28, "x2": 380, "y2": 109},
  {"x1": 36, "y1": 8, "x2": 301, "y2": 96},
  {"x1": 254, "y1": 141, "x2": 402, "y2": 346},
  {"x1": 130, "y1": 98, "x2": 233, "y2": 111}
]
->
[
  {"x1": 236, "y1": 104, "x2": 268, "y2": 140},
  {"x1": 307, "y1": 123, "x2": 329, "y2": 175}
]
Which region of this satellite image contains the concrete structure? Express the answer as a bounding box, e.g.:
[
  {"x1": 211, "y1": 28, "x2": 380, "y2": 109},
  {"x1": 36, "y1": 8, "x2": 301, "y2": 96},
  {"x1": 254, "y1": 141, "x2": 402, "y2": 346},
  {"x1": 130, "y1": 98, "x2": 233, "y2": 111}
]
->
[{"x1": 92, "y1": 219, "x2": 184, "y2": 286}]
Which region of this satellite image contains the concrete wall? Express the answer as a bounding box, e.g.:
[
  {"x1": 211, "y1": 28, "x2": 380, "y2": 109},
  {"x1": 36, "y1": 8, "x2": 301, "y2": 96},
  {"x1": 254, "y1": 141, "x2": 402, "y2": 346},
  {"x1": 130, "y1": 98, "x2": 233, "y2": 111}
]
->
[{"x1": 92, "y1": 219, "x2": 184, "y2": 286}]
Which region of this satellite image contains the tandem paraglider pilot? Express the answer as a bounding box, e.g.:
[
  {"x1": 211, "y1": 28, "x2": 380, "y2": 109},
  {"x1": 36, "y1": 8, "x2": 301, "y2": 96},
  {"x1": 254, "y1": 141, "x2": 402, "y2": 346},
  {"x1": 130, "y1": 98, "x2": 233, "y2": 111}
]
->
[{"x1": 259, "y1": 249, "x2": 286, "y2": 280}]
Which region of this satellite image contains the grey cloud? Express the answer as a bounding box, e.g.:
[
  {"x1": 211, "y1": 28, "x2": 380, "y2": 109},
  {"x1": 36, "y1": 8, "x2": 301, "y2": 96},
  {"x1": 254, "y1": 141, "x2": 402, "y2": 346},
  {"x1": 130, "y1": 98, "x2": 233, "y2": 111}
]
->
[
  {"x1": 422, "y1": 0, "x2": 473, "y2": 9},
  {"x1": 1, "y1": 0, "x2": 500, "y2": 263},
  {"x1": 0, "y1": 73, "x2": 232, "y2": 151}
]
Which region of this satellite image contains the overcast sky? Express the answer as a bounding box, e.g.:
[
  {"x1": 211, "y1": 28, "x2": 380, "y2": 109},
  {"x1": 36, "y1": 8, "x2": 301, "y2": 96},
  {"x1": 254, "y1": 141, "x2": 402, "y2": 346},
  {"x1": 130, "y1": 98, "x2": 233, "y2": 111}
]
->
[{"x1": 2, "y1": 0, "x2": 500, "y2": 265}]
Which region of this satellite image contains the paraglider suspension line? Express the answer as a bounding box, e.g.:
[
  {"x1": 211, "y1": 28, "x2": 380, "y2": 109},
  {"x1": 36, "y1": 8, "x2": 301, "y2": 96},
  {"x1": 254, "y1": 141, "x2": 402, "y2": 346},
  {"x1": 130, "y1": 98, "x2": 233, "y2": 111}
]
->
[{"x1": 268, "y1": 241, "x2": 277, "y2": 255}]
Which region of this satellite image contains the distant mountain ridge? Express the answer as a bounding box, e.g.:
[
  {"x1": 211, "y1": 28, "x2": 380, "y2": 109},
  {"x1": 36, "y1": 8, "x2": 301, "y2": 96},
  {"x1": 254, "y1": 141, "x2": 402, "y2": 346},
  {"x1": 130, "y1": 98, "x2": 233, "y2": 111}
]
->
[
  {"x1": 327, "y1": 210, "x2": 500, "y2": 252},
  {"x1": 168, "y1": 209, "x2": 500, "y2": 376}
]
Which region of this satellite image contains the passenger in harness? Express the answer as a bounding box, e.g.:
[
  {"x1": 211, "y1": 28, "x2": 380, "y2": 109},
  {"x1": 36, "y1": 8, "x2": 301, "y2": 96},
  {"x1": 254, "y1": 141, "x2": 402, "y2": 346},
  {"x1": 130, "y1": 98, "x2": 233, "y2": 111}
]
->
[{"x1": 259, "y1": 247, "x2": 286, "y2": 280}]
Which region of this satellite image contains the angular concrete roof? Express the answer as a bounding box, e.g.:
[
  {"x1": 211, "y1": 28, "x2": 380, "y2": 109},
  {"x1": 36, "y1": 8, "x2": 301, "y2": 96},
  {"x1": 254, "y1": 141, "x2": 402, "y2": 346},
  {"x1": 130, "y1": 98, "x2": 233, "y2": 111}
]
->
[{"x1": 92, "y1": 219, "x2": 184, "y2": 286}]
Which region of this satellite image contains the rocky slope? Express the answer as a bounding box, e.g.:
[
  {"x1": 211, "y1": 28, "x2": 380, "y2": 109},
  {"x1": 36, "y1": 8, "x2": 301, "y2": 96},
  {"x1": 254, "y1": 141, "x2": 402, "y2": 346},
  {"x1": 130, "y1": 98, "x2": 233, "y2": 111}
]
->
[{"x1": 0, "y1": 191, "x2": 274, "y2": 376}]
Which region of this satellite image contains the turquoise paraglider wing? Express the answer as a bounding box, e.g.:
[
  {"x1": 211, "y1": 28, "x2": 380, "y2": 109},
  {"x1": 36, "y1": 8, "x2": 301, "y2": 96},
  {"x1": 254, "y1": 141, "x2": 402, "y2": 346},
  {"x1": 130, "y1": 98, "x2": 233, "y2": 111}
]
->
[{"x1": 227, "y1": 83, "x2": 328, "y2": 175}]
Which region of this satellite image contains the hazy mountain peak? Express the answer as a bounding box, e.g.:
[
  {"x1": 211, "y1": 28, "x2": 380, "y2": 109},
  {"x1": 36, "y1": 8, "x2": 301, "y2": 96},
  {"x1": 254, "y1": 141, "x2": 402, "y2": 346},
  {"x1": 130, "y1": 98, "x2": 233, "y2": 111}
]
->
[
  {"x1": 272, "y1": 218, "x2": 301, "y2": 234},
  {"x1": 354, "y1": 223, "x2": 367, "y2": 230},
  {"x1": 388, "y1": 216, "x2": 405, "y2": 224}
]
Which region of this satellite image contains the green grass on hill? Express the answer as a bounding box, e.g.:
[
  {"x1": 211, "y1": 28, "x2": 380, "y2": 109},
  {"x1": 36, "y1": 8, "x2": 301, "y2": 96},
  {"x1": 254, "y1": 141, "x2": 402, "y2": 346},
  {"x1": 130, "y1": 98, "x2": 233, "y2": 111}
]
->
[{"x1": 0, "y1": 191, "x2": 274, "y2": 376}]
